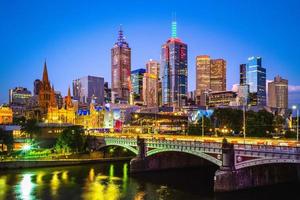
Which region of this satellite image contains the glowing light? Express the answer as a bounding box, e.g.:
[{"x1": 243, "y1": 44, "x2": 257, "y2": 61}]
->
[
  {"x1": 22, "y1": 144, "x2": 31, "y2": 151},
  {"x1": 171, "y1": 21, "x2": 177, "y2": 38}
]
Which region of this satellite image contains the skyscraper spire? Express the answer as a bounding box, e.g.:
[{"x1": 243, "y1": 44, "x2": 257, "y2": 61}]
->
[
  {"x1": 42, "y1": 60, "x2": 49, "y2": 83},
  {"x1": 118, "y1": 24, "x2": 124, "y2": 43},
  {"x1": 171, "y1": 13, "x2": 177, "y2": 38}
]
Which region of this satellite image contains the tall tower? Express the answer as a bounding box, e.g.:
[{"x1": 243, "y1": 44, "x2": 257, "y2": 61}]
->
[
  {"x1": 246, "y1": 56, "x2": 266, "y2": 106},
  {"x1": 268, "y1": 75, "x2": 288, "y2": 109},
  {"x1": 38, "y1": 61, "x2": 52, "y2": 115},
  {"x1": 196, "y1": 55, "x2": 226, "y2": 105},
  {"x1": 161, "y1": 20, "x2": 188, "y2": 108},
  {"x1": 111, "y1": 26, "x2": 131, "y2": 104}
]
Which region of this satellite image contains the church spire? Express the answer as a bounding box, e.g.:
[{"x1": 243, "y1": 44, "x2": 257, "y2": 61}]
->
[
  {"x1": 42, "y1": 60, "x2": 49, "y2": 83},
  {"x1": 65, "y1": 86, "x2": 73, "y2": 109}
]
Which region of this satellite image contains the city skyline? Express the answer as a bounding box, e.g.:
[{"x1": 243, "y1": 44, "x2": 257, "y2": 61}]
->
[{"x1": 1, "y1": 0, "x2": 300, "y2": 106}]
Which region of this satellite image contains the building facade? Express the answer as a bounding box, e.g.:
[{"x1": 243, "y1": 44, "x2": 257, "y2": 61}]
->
[
  {"x1": 245, "y1": 56, "x2": 266, "y2": 106},
  {"x1": 111, "y1": 27, "x2": 131, "y2": 104},
  {"x1": 38, "y1": 61, "x2": 53, "y2": 115},
  {"x1": 9, "y1": 87, "x2": 32, "y2": 117},
  {"x1": 161, "y1": 21, "x2": 188, "y2": 108},
  {"x1": 196, "y1": 55, "x2": 226, "y2": 106},
  {"x1": 72, "y1": 75, "x2": 104, "y2": 105},
  {"x1": 143, "y1": 60, "x2": 160, "y2": 107},
  {"x1": 0, "y1": 106, "x2": 13, "y2": 124},
  {"x1": 268, "y1": 75, "x2": 288, "y2": 109},
  {"x1": 131, "y1": 68, "x2": 146, "y2": 104}
]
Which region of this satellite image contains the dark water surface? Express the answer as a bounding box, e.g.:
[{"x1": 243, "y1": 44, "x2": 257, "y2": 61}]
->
[{"x1": 0, "y1": 162, "x2": 299, "y2": 200}]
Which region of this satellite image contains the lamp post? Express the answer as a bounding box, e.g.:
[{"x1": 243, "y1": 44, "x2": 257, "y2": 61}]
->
[
  {"x1": 202, "y1": 90, "x2": 209, "y2": 137},
  {"x1": 292, "y1": 105, "x2": 299, "y2": 141}
]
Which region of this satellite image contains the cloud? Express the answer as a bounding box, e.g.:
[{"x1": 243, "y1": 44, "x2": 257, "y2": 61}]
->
[
  {"x1": 289, "y1": 85, "x2": 300, "y2": 92},
  {"x1": 231, "y1": 84, "x2": 239, "y2": 92}
]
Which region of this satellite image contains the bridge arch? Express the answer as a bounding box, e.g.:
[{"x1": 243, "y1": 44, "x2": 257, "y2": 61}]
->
[
  {"x1": 146, "y1": 148, "x2": 222, "y2": 166},
  {"x1": 99, "y1": 144, "x2": 138, "y2": 155},
  {"x1": 235, "y1": 158, "x2": 300, "y2": 169}
]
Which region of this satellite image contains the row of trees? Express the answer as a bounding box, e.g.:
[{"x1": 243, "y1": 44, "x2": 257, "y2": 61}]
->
[{"x1": 188, "y1": 108, "x2": 288, "y2": 138}]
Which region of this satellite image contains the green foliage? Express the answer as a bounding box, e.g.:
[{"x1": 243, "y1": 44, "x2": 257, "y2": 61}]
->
[
  {"x1": 0, "y1": 128, "x2": 14, "y2": 153},
  {"x1": 55, "y1": 126, "x2": 86, "y2": 153},
  {"x1": 212, "y1": 108, "x2": 243, "y2": 132},
  {"x1": 187, "y1": 116, "x2": 213, "y2": 135},
  {"x1": 246, "y1": 110, "x2": 274, "y2": 137},
  {"x1": 21, "y1": 119, "x2": 41, "y2": 139}
]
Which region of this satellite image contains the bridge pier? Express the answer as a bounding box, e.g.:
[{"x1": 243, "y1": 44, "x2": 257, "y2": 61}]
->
[
  {"x1": 214, "y1": 140, "x2": 300, "y2": 192},
  {"x1": 130, "y1": 137, "x2": 147, "y2": 173}
]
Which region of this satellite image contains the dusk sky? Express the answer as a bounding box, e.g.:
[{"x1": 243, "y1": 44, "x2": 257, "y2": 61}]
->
[{"x1": 1, "y1": 0, "x2": 300, "y2": 106}]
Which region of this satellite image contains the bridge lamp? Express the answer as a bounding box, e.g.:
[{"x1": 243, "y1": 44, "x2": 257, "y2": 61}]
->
[{"x1": 292, "y1": 105, "x2": 299, "y2": 141}]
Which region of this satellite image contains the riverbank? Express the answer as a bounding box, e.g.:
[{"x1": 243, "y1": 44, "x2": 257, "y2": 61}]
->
[{"x1": 0, "y1": 157, "x2": 132, "y2": 170}]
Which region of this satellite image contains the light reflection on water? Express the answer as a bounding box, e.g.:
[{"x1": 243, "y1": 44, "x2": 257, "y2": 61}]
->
[{"x1": 0, "y1": 162, "x2": 298, "y2": 200}]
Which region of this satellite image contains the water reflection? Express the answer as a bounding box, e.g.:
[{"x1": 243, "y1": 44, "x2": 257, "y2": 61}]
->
[
  {"x1": 50, "y1": 171, "x2": 60, "y2": 197},
  {"x1": 0, "y1": 176, "x2": 8, "y2": 200},
  {"x1": 16, "y1": 174, "x2": 36, "y2": 200},
  {"x1": 0, "y1": 162, "x2": 298, "y2": 200}
]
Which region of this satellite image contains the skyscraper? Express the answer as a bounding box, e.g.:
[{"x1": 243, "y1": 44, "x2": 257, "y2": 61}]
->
[
  {"x1": 131, "y1": 68, "x2": 146, "y2": 103},
  {"x1": 268, "y1": 75, "x2": 288, "y2": 109},
  {"x1": 143, "y1": 60, "x2": 160, "y2": 107},
  {"x1": 72, "y1": 76, "x2": 104, "y2": 105},
  {"x1": 246, "y1": 56, "x2": 266, "y2": 106},
  {"x1": 239, "y1": 64, "x2": 247, "y2": 85},
  {"x1": 34, "y1": 79, "x2": 42, "y2": 95},
  {"x1": 161, "y1": 20, "x2": 188, "y2": 108},
  {"x1": 196, "y1": 55, "x2": 226, "y2": 105},
  {"x1": 111, "y1": 26, "x2": 131, "y2": 104}
]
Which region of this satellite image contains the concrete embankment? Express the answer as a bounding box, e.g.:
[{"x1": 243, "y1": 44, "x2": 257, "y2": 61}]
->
[{"x1": 0, "y1": 157, "x2": 132, "y2": 170}]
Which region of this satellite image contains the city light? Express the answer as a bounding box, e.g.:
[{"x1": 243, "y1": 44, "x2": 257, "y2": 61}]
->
[{"x1": 22, "y1": 144, "x2": 31, "y2": 151}]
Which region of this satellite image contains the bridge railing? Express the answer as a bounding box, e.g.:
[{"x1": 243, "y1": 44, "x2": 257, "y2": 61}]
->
[{"x1": 234, "y1": 144, "x2": 300, "y2": 154}]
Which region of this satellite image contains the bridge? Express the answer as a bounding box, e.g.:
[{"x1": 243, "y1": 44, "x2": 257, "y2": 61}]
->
[{"x1": 97, "y1": 134, "x2": 300, "y2": 192}]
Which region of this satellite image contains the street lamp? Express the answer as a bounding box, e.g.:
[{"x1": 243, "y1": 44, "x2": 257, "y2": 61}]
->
[
  {"x1": 292, "y1": 105, "x2": 299, "y2": 141},
  {"x1": 202, "y1": 90, "x2": 210, "y2": 137}
]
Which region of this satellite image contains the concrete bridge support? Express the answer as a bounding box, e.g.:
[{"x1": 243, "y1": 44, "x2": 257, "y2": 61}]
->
[{"x1": 214, "y1": 141, "x2": 300, "y2": 192}]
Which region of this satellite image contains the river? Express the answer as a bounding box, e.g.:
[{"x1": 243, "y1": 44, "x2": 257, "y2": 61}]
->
[{"x1": 0, "y1": 162, "x2": 299, "y2": 200}]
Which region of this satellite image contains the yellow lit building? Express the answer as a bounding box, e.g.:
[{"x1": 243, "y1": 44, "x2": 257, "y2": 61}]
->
[
  {"x1": 47, "y1": 87, "x2": 75, "y2": 124},
  {"x1": 75, "y1": 102, "x2": 106, "y2": 129},
  {"x1": 0, "y1": 106, "x2": 13, "y2": 124}
]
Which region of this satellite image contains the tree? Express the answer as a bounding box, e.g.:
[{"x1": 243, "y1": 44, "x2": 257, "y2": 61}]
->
[
  {"x1": 246, "y1": 110, "x2": 274, "y2": 137},
  {"x1": 0, "y1": 128, "x2": 14, "y2": 154},
  {"x1": 55, "y1": 126, "x2": 86, "y2": 153},
  {"x1": 212, "y1": 108, "x2": 243, "y2": 134},
  {"x1": 21, "y1": 119, "x2": 41, "y2": 139}
]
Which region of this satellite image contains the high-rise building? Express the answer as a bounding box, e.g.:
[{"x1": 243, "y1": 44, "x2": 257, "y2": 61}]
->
[
  {"x1": 210, "y1": 59, "x2": 226, "y2": 91},
  {"x1": 239, "y1": 64, "x2": 247, "y2": 85},
  {"x1": 111, "y1": 27, "x2": 131, "y2": 104},
  {"x1": 72, "y1": 76, "x2": 104, "y2": 105},
  {"x1": 9, "y1": 87, "x2": 32, "y2": 117},
  {"x1": 131, "y1": 68, "x2": 146, "y2": 103},
  {"x1": 104, "y1": 82, "x2": 112, "y2": 103},
  {"x1": 246, "y1": 56, "x2": 266, "y2": 106},
  {"x1": 143, "y1": 60, "x2": 160, "y2": 107},
  {"x1": 161, "y1": 20, "x2": 188, "y2": 108},
  {"x1": 268, "y1": 75, "x2": 288, "y2": 109},
  {"x1": 9, "y1": 87, "x2": 32, "y2": 105},
  {"x1": 34, "y1": 79, "x2": 42, "y2": 95},
  {"x1": 196, "y1": 55, "x2": 226, "y2": 105}
]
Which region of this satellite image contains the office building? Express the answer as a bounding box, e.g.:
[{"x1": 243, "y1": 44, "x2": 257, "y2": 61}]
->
[
  {"x1": 268, "y1": 75, "x2": 288, "y2": 109},
  {"x1": 143, "y1": 60, "x2": 160, "y2": 107},
  {"x1": 131, "y1": 68, "x2": 146, "y2": 103},
  {"x1": 111, "y1": 26, "x2": 131, "y2": 104},
  {"x1": 72, "y1": 75, "x2": 104, "y2": 105},
  {"x1": 161, "y1": 20, "x2": 188, "y2": 108}
]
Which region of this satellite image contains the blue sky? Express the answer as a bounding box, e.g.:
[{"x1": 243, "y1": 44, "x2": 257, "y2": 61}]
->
[{"x1": 0, "y1": 0, "x2": 300, "y2": 106}]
